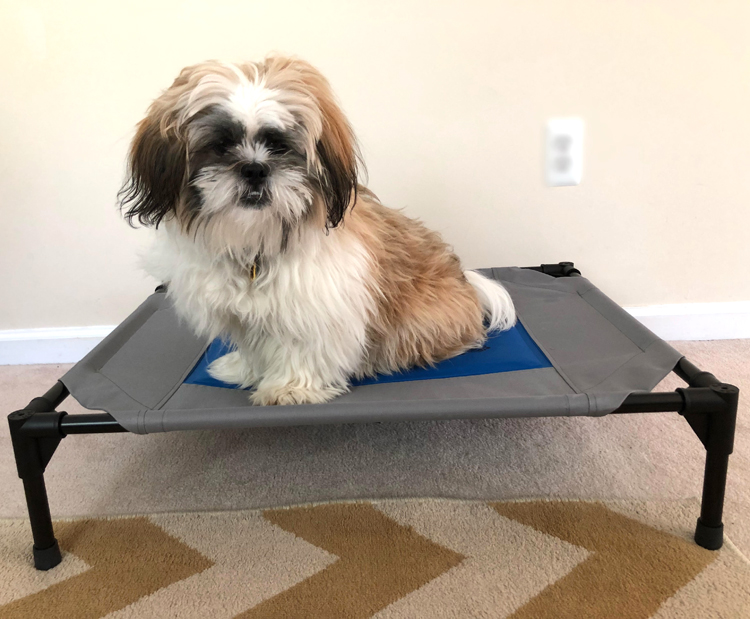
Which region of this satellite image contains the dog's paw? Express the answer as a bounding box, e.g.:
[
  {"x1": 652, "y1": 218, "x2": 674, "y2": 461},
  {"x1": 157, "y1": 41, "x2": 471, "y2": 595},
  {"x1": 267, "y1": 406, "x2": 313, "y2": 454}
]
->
[
  {"x1": 250, "y1": 383, "x2": 347, "y2": 406},
  {"x1": 207, "y1": 351, "x2": 256, "y2": 388}
]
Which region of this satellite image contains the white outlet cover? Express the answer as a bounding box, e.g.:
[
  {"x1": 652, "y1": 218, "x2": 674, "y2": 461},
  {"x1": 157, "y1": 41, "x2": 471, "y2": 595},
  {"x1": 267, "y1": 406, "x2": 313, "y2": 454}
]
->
[{"x1": 546, "y1": 117, "x2": 584, "y2": 186}]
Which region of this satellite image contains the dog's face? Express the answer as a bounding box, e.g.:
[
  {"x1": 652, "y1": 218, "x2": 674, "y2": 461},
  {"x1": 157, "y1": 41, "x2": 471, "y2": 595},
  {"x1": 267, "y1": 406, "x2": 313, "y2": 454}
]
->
[{"x1": 120, "y1": 58, "x2": 360, "y2": 253}]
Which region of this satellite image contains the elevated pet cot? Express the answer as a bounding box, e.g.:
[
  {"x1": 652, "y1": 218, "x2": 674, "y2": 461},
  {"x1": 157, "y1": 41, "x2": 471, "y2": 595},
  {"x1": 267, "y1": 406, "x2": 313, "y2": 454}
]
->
[{"x1": 8, "y1": 263, "x2": 738, "y2": 570}]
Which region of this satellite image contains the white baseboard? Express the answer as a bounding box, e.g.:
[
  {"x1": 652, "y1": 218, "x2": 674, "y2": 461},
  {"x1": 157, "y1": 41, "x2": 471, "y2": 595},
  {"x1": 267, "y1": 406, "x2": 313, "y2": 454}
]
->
[
  {"x1": 0, "y1": 326, "x2": 116, "y2": 366},
  {"x1": 1, "y1": 301, "x2": 749, "y2": 365},
  {"x1": 625, "y1": 301, "x2": 750, "y2": 342}
]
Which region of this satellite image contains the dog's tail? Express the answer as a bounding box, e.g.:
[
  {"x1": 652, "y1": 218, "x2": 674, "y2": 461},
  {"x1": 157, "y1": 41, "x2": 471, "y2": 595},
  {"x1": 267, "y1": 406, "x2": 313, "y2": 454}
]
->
[{"x1": 464, "y1": 270, "x2": 517, "y2": 333}]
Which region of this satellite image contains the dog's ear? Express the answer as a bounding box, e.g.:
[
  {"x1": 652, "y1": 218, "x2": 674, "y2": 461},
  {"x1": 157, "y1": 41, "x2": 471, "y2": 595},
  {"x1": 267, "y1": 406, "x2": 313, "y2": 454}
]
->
[
  {"x1": 315, "y1": 105, "x2": 359, "y2": 227},
  {"x1": 119, "y1": 108, "x2": 187, "y2": 228},
  {"x1": 119, "y1": 64, "x2": 205, "y2": 228},
  {"x1": 279, "y1": 58, "x2": 360, "y2": 228}
]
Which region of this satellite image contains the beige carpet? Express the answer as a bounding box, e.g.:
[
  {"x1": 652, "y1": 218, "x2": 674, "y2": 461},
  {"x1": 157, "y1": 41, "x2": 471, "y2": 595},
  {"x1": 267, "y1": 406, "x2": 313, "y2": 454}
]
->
[
  {"x1": 1, "y1": 340, "x2": 749, "y2": 616},
  {"x1": 1, "y1": 499, "x2": 749, "y2": 618}
]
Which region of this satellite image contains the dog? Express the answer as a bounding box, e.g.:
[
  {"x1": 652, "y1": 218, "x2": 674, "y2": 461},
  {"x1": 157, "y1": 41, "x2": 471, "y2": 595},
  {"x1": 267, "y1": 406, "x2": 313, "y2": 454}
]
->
[{"x1": 119, "y1": 56, "x2": 516, "y2": 405}]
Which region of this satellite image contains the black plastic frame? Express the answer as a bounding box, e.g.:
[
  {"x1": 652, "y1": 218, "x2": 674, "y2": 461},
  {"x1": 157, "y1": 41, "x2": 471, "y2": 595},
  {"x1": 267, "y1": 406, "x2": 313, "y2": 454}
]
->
[{"x1": 7, "y1": 262, "x2": 738, "y2": 570}]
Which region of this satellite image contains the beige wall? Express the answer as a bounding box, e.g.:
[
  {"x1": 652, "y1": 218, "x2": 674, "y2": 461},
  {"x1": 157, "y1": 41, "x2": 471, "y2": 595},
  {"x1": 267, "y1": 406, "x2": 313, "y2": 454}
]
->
[{"x1": 2, "y1": 0, "x2": 749, "y2": 330}]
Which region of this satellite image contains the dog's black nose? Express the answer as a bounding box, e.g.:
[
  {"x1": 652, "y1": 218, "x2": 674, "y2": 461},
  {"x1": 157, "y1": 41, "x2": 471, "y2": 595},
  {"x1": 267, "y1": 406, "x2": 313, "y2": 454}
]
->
[{"x1": 240, "y1": 162, "x2": 268, "y2": 183}]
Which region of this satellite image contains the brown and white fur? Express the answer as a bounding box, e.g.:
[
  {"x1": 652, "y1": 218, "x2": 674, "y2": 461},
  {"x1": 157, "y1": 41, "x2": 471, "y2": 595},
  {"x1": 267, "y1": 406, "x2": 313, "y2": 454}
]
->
[{"x1": 121, "y1": 56, "x2": 515, "y2": 406}]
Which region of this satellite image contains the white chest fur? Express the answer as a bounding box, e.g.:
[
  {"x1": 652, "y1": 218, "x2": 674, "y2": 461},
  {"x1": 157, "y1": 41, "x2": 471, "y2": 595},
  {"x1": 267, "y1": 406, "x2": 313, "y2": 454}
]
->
[{"x1": 145, "y1": 223, "x2": 376, "y2": 403}]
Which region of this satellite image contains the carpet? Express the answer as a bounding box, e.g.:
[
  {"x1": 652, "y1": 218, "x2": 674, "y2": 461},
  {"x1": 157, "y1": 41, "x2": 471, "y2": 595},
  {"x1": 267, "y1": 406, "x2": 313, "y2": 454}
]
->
[
  {"x1": 2, "y1": 340, "x2": 750, "y2": 617},
  {"x1": 2, "y1": 498, "x2": 749, "y2": 618}
]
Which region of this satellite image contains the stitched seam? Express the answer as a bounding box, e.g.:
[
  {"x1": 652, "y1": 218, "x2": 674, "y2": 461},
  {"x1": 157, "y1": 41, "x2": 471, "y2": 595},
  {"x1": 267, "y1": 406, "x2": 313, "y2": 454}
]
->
[
  {"x1": 91, "y1": 369, "x2": 151, "y2": 409},
  {"x1": 91, "y1": 298, "x2": 162, "y2": 373},
  {"x1": 581, "y1": 339, "x2": 662, "y2": 391},
  {"x1": 515, "y1": 315, "x2": 580, "y2": 393},
  {"x1": 504, "y1": 279, "x2": 581, "y2": 296},
  {"x1": 577, "y1": 288, "x2": 653, "y2": 353},
  {"x1": 154, "y1": 340, "x2": 212, "y2": 410},
  {"x1": 495, "y1": 267, "x2": 593, "y2": 297}
]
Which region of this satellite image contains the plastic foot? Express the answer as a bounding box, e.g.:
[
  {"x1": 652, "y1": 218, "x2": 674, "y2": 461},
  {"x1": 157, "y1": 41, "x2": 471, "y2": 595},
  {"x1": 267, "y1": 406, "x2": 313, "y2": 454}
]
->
[
  {"x1": 694, "y1": 518, "x2": 723, "y2": 550},
  {"x1": 33, "y1": 540, "x2": 62, "y2": 570}
]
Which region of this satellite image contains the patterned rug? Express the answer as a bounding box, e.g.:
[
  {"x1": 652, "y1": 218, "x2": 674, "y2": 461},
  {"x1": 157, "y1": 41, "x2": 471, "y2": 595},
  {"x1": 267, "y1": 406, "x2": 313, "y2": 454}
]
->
[{"x1": 2, "y1": 499, "x2": 749, "y2": 618}]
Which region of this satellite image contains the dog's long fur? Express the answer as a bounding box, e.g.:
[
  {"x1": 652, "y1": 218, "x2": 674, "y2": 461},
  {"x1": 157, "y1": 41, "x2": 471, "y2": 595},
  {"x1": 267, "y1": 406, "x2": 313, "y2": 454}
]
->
[{"x1": 121, "y1": 56, "x2": 516, "y2": 405}]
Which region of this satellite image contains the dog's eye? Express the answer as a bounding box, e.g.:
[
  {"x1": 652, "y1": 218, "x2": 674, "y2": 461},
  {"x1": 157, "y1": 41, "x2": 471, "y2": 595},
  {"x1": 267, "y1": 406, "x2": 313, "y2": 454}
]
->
[
  {"x1": 260, "y1": 130, "x2": 288, "y2": 153},
  {"x1": 212, "y1": 140, "x2": 232, "y2": 156}
]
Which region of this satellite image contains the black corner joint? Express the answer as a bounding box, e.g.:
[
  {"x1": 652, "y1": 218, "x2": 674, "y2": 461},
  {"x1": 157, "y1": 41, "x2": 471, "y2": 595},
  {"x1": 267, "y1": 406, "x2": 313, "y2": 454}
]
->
[
  {"x1": 677, "y1": 383, "x2": 738, "y2": 454},
  {"x1": 556, "y1": 262, "x2": 581, "y2": 277},
  {"x1": 524, "y1": 262, "x2": 582, "y2": 278},
  {"x1": 8, "y1": 410, "x2": 68, "y2": 477},
  {"x1": 8, "y1": 384, "x2": 70, "y2": 570}
]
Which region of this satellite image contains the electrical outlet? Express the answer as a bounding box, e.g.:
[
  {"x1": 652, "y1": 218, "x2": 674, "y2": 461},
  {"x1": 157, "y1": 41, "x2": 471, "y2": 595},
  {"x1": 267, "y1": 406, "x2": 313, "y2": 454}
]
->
[{"x1": 546, "y1": 117, "x2": 584, "y2": 186}]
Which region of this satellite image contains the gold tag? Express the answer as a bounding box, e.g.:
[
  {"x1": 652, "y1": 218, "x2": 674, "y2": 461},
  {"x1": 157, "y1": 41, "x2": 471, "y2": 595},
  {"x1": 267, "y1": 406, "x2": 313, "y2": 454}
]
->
[{"x1": 251, "y1": 261, "x2": 257, "y2": 281}]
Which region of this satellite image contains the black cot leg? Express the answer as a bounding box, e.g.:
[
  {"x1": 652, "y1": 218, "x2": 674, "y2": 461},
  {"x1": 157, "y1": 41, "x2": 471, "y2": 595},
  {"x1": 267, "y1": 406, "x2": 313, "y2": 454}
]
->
[
  {"x1": 676, "y1": 358, "x2": 739, "y2": 551},
  {"x1": 693, "y1": 384, "x2": 739, "y2": 550},
  {"x1": 20, "y1": 469, "x2": 61, "y2": 569},
  {"x1": 8, "y1": 382, "x2": 69, "y2": 570},
  {"x1": 696, "y1": 451, "x2": 730, "y2": 549}
]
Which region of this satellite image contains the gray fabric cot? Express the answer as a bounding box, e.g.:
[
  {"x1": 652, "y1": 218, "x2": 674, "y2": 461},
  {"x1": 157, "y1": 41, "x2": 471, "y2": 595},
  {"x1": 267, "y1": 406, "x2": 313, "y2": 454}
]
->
[{"x1": 7, "y1": 263, "x2": 739, "y2": 570}]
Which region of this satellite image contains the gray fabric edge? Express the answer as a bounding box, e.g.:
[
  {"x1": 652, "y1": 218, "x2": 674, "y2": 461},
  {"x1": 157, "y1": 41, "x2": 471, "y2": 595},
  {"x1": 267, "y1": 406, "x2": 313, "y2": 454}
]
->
[
  {"x1": 590, "y1": 340, "x2": 683, "y2": 394},
  {"x1": 60, "y1": 293, "x2": 167, "y2": 427},
  {"x1": 144, "y1": 392, "x2": 597, "y2": 433},
  {"x1": 513, "y1": 313, "x2": 580, "y2": 393},
  {"x1": 491, "y1": 267, "x2": 683, "y2": 405},
  {"x1": 166, "y1": 367, "x2": 573, "y2": 411},
  {"x1": 565, "y1": 275, "x2": 683, "y2": 405},
  {"x1": 577, "y1": 283, "x2": 661, "y2": 353}
]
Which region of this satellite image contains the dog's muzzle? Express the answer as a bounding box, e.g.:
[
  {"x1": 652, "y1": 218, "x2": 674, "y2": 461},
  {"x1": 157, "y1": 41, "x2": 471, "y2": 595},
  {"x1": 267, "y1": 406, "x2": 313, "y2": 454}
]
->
[{"x1": 239, "y1": 162, "x2": 270, "y2": 207}]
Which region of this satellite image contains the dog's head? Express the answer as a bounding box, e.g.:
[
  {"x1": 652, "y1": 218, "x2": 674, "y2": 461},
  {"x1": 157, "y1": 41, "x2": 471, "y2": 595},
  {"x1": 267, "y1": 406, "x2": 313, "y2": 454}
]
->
[{"x1": 119, "y1": 57, "x2": 360, "y2": 252}]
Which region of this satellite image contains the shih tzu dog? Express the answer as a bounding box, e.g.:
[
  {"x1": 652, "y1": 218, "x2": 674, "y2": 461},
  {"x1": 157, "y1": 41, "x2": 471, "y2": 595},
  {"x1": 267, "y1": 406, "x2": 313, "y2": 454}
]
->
[{"x1": 120, "y1": 56, "x2": 516, "y2": 406}]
